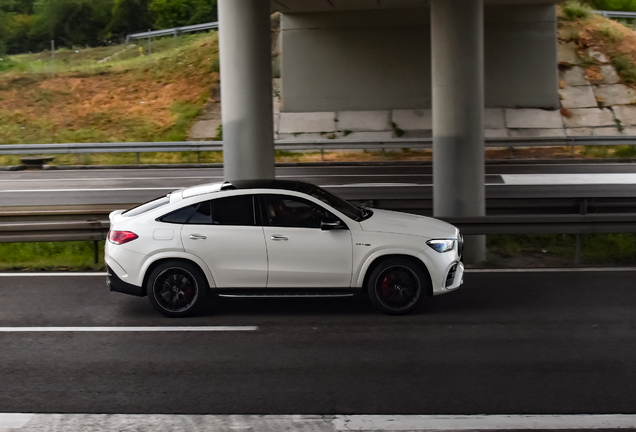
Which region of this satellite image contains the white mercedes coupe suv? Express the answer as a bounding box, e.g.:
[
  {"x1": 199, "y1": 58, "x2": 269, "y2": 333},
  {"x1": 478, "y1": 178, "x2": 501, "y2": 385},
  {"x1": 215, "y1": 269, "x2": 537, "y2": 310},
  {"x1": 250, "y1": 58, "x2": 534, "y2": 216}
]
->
[{"x1": 106, "y1": 180, "x2": 463, "y2": 317}]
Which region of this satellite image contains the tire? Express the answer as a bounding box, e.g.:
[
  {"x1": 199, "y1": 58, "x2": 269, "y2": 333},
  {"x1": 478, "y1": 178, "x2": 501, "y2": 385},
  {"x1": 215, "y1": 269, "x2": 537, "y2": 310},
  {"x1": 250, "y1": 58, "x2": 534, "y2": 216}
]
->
[
  {"x1": 366, "y1": 258, "x2": 429, "y2": 315},
  {"x1": 147, "y1": 260, "x2": 208, "y2": 317}
]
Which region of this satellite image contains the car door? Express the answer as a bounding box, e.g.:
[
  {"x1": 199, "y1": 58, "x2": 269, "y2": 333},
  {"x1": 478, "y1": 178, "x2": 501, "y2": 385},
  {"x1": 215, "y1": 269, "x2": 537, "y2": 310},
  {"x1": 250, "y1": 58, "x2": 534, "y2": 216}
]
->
[
  {"x1": 261, "y1": 193, "x2": 353, "y2": 288},
  {"x1": 181, "y1": 194, "x2": 268, "y2": 288}
]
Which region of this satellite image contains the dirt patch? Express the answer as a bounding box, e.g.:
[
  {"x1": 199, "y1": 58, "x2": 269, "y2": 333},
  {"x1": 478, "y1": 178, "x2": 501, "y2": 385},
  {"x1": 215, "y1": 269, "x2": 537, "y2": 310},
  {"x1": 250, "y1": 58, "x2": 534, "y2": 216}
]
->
[{"x1": 0, "y1": 35, "x2": 220, "y2": 144}]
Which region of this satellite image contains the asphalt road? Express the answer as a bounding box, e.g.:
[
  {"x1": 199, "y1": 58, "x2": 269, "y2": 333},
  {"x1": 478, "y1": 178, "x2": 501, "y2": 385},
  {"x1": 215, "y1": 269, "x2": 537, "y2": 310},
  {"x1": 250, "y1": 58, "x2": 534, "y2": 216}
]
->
[
  {"x1": 1, "y1": 162, "x2": 636, "y2": 207},
  {"x1": 0, "y1": 269, "x2": 634, "y2": 415}
]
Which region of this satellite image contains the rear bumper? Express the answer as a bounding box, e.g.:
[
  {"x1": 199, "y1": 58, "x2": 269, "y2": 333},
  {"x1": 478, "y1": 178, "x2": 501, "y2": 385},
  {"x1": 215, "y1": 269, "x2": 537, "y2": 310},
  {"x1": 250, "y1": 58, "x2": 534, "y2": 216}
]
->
[{"x1": 107, "y1": 266, "x2": 145, "y2": 297}]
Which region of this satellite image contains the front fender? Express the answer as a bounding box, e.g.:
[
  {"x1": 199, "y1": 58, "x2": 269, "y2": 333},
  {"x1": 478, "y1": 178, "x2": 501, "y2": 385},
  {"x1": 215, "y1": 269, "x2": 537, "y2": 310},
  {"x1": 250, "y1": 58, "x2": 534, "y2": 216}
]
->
[
  {"x1": 137, "y1": 251, "x2": 217, "y2": 288},
  {"x1": 353, "y1": 248, "x2": 434, "y2": 288}
]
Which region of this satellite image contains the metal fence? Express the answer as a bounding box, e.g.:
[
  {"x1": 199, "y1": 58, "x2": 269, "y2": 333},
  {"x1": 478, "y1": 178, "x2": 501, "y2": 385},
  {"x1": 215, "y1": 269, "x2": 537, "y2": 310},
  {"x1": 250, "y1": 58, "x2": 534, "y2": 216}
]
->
[
  {"x1": 2, "y1": 136, "x2": 636, "y2": 156},
  {"x1": 125, "y1": 22, "x2": 219, "y2": 44},
  {"x1": 2, "y1": 214, "x2": 635, "y2": 244},
  {"x1": 594, "y1": 10, "x2": 636, "y2": 18}
]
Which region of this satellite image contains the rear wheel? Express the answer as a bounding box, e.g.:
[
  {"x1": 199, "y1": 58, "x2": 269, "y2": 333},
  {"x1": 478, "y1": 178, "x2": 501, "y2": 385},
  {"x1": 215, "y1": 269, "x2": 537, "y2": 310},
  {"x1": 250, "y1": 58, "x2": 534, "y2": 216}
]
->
[
  {"x1": 367, "y1": 258, "x2": 429, "y2": 315},
  {"x1": 147, "y1": 261, "x2": 207, "y2": 317}
]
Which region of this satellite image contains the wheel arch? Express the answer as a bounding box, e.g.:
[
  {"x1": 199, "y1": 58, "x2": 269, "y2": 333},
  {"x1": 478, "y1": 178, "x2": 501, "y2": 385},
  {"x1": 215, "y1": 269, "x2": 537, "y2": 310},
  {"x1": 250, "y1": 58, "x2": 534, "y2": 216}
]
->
[
  {"x1": 358, "y1": 253, "x2": 433, "y2": 297},
  {"x1": 140, "y1": 253, "x2": 216, "y2": 295}
]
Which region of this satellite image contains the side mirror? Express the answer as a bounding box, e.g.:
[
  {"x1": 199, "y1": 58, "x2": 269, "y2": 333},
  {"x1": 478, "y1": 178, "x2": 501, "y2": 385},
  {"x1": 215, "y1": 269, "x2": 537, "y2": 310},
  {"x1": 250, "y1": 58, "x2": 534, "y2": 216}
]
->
[{"x1": 321, "y1": 218, "x2": 343, "y2": 230}]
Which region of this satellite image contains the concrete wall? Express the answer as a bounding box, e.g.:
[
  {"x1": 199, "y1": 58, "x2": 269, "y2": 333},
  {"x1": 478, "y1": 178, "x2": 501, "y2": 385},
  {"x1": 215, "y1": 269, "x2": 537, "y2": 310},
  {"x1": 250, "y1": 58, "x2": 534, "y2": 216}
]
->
[{"x1": 280, "y1": 5, "x2": 559, "y2": 112}]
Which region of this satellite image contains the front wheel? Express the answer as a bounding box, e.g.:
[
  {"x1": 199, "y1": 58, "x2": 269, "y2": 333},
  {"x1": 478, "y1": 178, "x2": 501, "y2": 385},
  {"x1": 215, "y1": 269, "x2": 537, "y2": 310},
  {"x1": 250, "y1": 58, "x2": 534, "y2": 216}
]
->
[
  {"x1": 367, "y1": 258, "x2": 429, "y2": 315},
  {"x1": 147, "y1": 261, "x2": 207, "y2": 317}
]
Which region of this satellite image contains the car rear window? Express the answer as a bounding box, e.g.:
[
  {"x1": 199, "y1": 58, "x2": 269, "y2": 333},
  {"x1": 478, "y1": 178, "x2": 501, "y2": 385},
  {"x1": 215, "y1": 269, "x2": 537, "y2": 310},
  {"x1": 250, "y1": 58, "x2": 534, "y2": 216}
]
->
[{"x1": 122, "y1": 196, "x2": 170, "y2": 217}]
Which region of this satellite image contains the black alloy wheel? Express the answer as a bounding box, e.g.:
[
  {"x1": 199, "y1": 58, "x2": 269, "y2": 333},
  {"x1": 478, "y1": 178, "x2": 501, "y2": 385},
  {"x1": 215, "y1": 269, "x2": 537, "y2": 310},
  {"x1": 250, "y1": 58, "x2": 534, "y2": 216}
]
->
[
  {"x1": 147, "y1": 261, "x2": 207, "y2": 317},
  {"x1": 367, "y1": 258, "x2": 428, "y2": 315}
]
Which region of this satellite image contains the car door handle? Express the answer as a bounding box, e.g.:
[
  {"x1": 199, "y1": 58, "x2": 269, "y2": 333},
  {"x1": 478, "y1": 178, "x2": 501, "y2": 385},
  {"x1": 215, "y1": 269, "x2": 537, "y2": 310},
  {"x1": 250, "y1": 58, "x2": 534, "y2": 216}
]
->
[
  {"x1": 270, "y1": 235, "x2": 289, "y2": 241},
  {"x1": 189, "y1": 234, "x2": 207, "y2": 240}
]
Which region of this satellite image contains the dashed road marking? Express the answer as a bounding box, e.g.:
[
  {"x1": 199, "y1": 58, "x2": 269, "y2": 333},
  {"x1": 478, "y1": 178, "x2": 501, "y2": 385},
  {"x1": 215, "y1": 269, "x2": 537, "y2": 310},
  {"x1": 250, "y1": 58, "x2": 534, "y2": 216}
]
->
[{"x1": 0, "y1": 326, "x2": 257, "y2": 332}]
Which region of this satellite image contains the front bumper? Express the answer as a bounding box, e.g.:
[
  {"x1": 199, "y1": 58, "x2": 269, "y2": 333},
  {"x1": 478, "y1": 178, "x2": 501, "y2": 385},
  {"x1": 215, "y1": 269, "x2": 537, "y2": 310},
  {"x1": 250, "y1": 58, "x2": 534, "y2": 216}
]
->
[
  {"x1": 444, "y1": 261, "x2": 464, "y2": 291},
  {"x1": 107, "y1": 266, "x2": 145, "y2": 297}
]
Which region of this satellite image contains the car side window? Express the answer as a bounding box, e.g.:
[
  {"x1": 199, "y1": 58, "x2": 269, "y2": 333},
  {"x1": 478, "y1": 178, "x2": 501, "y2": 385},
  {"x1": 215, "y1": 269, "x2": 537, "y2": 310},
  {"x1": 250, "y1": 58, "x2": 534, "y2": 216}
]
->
[
  {"x1": 158, "y1": 204, "x2": 197, "y2": 224},
  {"x1": 262, "y1": 194, "x2": 338, "y2": 229},
  {"x1": 211, "y1": 195, "x2": 256, "y2": 226},
  {"x1": 188, "y1": 201, "x2": 213, "y2": 224}
]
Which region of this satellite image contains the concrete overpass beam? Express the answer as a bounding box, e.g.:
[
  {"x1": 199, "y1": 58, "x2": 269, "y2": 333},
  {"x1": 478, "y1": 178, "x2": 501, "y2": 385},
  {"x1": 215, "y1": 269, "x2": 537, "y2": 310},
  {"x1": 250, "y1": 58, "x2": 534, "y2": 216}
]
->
[
  {"x1": 219, "y1": 0, "x2": 275, "y2": 181},
  {"x1": 431, "y1": 0, "x2": 487, "y2": 264}
]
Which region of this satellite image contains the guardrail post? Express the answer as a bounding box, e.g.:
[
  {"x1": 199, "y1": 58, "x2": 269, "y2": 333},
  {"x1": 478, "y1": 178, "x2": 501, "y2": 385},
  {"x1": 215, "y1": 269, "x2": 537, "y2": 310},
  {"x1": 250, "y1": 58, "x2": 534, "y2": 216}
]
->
[{"x1": 93, "y1": 240, "x2": 99, "y2": 264}]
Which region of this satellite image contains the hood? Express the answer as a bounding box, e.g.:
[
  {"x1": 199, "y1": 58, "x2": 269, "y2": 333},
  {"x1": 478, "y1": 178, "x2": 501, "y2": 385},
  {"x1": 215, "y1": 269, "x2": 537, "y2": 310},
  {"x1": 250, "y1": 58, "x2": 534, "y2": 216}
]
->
[{"x1": 360, "y1": 208, "x2": 458, "y2": 238}]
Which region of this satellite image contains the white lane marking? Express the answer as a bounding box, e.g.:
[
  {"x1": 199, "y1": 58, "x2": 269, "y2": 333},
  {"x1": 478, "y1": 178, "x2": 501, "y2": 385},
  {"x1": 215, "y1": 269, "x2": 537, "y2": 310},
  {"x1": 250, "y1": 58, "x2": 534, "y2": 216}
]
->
[
  {"x1": 0, "y1": 177, "x2": 220, "y2": 182},
  {"x1": 0, "y1": 326, "x2": 257, "y2": 332},
  {"x1": 1, "y1": 414, "x2": 635, "y2": 431},
  {"x1": 0, "y1": 187, "x2": 179, "y2": 193},
  {"x1": 0, "y1": 174, "x2": 435, "y2": 182},
  {"x1": 0, "y1": 413, "x2": 33, "y2": 429},
  {"x1": 0, "y1": 183, "x2": 436, "y2": 193},
  {"x1": 0, "y1": 273, "x2": 106, "y2": 276},
  {"x1": 466, "y1": 267, "x2": 636, "y2": 273},
  {"x1": 502, "y1": 173, "x2": 636, "y2": 185},
  {"x1": 334, "y1": 414, "x2": 636, "y2": 430}
]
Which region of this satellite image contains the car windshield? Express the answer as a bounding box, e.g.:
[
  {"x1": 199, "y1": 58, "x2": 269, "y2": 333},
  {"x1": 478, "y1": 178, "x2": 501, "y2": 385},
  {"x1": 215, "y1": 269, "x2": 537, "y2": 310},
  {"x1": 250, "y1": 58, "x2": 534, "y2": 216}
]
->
[
  {"x1": 122, "y1": 195, "x2": 170, "y2": 217},
  {"x1": 308, "y1": 186, "x2": 370, "y2": 221}
]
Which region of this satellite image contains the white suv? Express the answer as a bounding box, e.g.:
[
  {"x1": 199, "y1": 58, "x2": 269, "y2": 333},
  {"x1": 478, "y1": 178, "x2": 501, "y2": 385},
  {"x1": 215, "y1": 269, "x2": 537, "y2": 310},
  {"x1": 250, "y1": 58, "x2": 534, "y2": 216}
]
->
[{"x1": 105, "y1": 180, "x2": 463, "y2": 317}]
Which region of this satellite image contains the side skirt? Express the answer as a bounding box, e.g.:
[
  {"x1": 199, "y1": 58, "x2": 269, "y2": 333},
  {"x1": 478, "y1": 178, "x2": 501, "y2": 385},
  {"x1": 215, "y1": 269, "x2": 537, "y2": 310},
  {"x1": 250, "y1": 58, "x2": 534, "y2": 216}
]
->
[{"x1": 212, "y1": 288, "x2": 362, "y2": 298}]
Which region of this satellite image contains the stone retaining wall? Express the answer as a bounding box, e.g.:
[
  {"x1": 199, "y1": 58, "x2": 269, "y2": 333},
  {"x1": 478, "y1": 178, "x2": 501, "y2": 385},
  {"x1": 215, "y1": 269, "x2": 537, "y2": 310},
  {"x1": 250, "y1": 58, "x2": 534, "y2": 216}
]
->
[{"x1": 190, "y1": 39, "x2": 636, "y2": 140}]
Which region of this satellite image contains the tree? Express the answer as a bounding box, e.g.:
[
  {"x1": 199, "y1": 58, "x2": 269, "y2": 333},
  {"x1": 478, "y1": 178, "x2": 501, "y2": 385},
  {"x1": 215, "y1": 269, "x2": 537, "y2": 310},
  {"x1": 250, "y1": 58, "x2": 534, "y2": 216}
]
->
[
  {"x1": 586, "y1": 0, "x2": 636, "y2": 11},
  {"x1": 106, "y1": 0, "x2": 152, "y2": 40},
  {"x1": 32, "y1": 0, "x2": 114, "y2": 48},
  {"x1": 149, "y1": 0, "x2": 217, "y2": 29}
]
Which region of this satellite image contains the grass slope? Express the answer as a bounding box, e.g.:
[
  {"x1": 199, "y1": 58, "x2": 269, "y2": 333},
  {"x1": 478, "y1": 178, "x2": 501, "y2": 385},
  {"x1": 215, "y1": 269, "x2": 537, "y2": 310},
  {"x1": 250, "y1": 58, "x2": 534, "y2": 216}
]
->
[{"x1": 0, "y1": 33, "x2": 220, "y2": 165}]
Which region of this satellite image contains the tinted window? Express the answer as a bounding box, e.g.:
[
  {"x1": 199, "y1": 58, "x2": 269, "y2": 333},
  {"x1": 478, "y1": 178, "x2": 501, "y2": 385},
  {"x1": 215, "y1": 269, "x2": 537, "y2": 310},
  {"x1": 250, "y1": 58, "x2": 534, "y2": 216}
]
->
[
  {"x1": 212, "y1": 195, "x2": 255, "y2": 226},
  {"x1": 263, "y1": 194, "x2": 335, "y2": 229},
  {"x1": 159, "y1": 204, "x2": 196, "y2": 224},
  {"x1": 309, "y1": 187, "x2": 364, "y2": 221},
  {"x1": 188, "y1": 201, "x2": 213, "y2": 224}
]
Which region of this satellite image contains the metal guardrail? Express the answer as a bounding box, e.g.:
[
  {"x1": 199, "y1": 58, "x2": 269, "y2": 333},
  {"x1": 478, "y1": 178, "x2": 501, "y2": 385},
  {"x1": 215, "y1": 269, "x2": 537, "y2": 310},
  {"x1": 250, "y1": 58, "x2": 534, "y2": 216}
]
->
[
  {"x1": 0, "y1": 220, "x2": 109, "y2": 243},
  {"x1": 594, "y1": 10, "x2": 636, "y2": 18},
  {"x1": 2, "y1": 214, "x2": 635, "y2": 244},
  {"x1": 2, "y1": 136, "x2": 636, "y2": 156},
  {"x1": 125, "y1": 22, "x2": 219, "y2": 44}
]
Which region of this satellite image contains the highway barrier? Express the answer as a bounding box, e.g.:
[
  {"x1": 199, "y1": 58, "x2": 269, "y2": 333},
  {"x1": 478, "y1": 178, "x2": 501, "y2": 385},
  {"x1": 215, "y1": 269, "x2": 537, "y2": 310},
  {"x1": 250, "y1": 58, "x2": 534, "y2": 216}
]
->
[
  {"x1": 2, "y1": 136, "x2": 636, "y2": 156},
  {"x1": 1, "y1": 211, "x2": 635, "y2": 244}
]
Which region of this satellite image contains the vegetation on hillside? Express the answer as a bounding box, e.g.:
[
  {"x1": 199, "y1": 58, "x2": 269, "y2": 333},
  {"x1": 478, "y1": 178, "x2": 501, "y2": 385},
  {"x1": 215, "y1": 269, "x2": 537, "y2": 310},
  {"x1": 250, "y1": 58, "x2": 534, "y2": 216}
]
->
[
  {"x1": 0, "y1": 0, "x2": 217, "y2": 56},
  {"x1": 0, "y1": 32, "x2": 219, "y2": 154},
  {"x1": 560, "y1": 1, "x2": 636, "y2": 84}
]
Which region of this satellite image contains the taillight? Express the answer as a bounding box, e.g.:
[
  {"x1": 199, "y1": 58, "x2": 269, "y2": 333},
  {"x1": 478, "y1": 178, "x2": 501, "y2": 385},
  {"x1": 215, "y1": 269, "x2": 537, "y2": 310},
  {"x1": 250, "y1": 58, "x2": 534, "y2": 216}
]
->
[{"x1": 108, "y1": 230, "x2": 139, "y2": 245}]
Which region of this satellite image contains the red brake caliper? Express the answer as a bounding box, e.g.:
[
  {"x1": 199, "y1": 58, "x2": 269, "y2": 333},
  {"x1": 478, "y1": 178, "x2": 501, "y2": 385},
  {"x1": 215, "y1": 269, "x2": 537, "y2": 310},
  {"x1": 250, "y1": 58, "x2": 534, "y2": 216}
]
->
[{"x1": 381, "y1": 277, "x2": 390, "y2": 298}]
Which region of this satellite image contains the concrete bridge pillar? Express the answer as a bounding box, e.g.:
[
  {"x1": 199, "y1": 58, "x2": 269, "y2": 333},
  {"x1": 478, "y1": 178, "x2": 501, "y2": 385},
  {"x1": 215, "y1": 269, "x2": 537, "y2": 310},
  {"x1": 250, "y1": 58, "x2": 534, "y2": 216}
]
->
[
  {"x1": 218, "y1": 0, "x2": 275, "y2": 181},
  {"x1": 431, "y1": 0, "x2": 486, "y2": 264}
]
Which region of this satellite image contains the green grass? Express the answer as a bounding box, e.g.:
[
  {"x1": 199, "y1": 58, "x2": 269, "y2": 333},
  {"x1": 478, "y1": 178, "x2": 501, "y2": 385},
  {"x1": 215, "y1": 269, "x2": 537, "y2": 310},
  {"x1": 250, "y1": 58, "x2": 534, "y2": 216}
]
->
[
  {"x1": 561, "y1": 0, "x2": 592, "y2": 20},
  {"x1": 611, "y1": 53, "x2": 636, "y2": 82},
  {"x1": 0, "y1": 151, "x2": 223, "y2": 167},
  {"x1": 1, "y1": 234, "x2": 634, "y2": 271},
  {"x1": 0, "y1": 241, "x2": 105, "y2": 271},
  {"x1": 0, "y1": 33, "x2": 212, "y2": 76},
  {"x1": 487, "y1": 233, "x2": 636, "y2": 266}
]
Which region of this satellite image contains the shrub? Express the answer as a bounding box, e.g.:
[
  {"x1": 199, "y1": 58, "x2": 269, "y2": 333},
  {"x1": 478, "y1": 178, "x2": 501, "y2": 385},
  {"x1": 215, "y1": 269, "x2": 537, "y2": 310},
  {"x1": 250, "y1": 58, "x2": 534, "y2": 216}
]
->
[
  {"x1": 611, "y1": 53, "x2": 636, "y2": 82},
  {"x1": 561, "y1": 0, "x2": 592, "y2": 20}
]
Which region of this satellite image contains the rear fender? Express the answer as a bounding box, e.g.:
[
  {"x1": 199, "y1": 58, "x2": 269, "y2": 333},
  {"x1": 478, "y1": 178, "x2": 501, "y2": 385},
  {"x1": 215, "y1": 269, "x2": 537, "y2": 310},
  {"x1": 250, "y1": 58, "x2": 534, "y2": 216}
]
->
[{"x1": 138, "y1": 251, "x2": 217, "y2": 288}]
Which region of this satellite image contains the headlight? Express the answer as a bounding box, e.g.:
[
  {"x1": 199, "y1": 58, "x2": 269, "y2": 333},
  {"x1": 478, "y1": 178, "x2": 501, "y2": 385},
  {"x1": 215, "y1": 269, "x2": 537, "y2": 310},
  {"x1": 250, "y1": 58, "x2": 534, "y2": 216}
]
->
[{"x1": 426, "y1": 239, "x2": 455, "y2": 253}]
